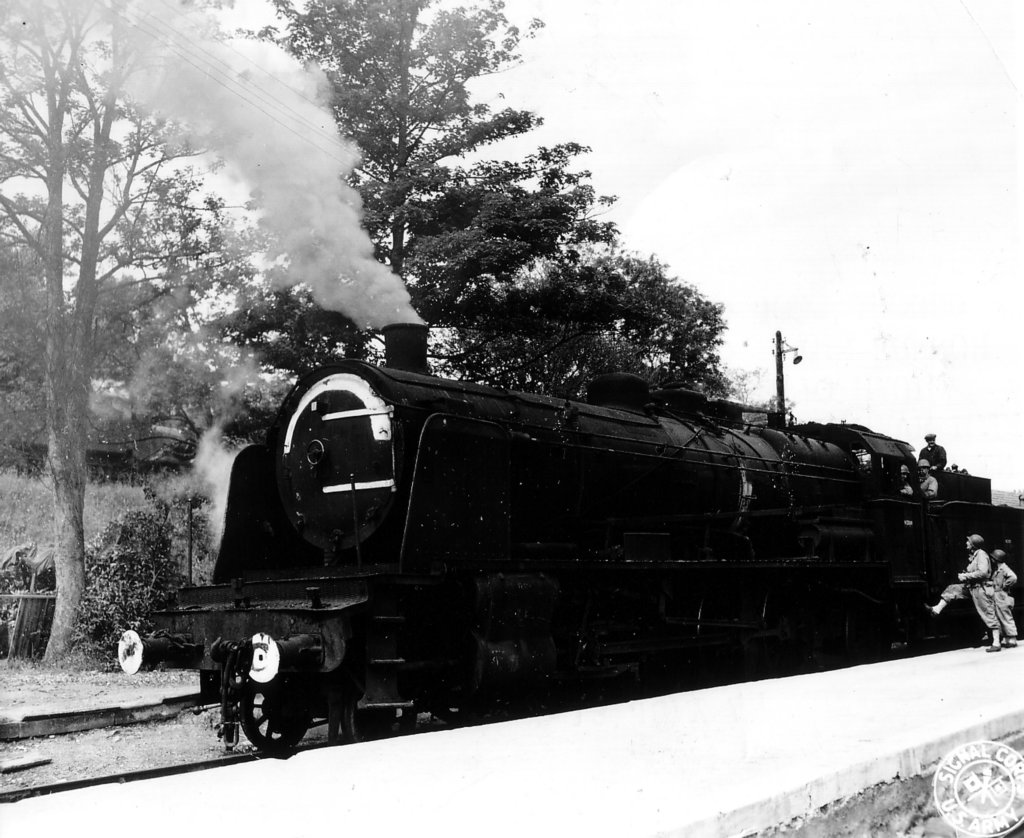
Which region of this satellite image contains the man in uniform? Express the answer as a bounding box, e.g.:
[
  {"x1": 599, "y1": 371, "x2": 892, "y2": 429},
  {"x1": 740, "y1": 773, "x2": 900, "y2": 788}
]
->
[
  {"x1": 924, "y1": 534, "x2": 1002, "y2": 652},
  {"x1": 921, "y1": 434, "x2": 947, "y2": 473},
  {"x1": 918, "y1": 460, "x2": 938, "y2": 499},
  {"x1": 898, "y1": 464, "x2": 914, "y2": 496},
  {"x1": 990, "y1": 549, "x2": 1018, "y2": 648}
]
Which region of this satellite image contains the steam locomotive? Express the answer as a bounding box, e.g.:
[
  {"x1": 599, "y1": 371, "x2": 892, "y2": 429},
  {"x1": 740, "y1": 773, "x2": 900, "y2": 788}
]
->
[{"x1": 118, "y1": 324, "x2": 1024, "y2": 752}]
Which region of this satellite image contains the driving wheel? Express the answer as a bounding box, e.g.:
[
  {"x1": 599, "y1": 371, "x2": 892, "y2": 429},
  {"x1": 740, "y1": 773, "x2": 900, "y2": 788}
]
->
[{"x1": 240, "y1": 682, "x2": 310, "y2": 753}]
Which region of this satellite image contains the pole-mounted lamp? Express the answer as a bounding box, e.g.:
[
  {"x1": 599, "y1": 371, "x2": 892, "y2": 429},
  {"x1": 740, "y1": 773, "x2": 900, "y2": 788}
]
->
[{"x1": 774, "y1": 330, "x2": 802, "y2": 424}]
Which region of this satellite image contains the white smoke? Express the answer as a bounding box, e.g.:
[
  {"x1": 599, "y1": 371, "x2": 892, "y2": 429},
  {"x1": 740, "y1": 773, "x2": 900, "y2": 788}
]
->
[
  {"x1": 188, "y1": 347, "x2": 272, "y2": 546},
  {"x1": 101, "y1": 0, "x2": 425, "y2": 541},
  {"x1": 193, "y1": 425, "x2": 237, "y2": 546},
  {"x1": 117, "y1": 0, "x2": 421, "y2": 329},
  {"x1": 128, "y1": 334, "x2": 286, "y2": 545}
]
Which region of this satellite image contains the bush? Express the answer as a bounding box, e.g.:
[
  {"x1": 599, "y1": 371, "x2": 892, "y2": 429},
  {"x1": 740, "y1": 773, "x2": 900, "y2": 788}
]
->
[
  {"x1": 148, "y1": 475, "x2": 218, "y2": 585},
  {"x1": 74, "y1": 501, "x2": 182, "y2": 652}
]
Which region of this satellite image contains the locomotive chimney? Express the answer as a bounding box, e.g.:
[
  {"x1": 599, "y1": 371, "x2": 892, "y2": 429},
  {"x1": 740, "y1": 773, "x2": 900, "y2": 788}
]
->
[{"x1": 382, "y1": 323, "x2": 430, "y2": 374}]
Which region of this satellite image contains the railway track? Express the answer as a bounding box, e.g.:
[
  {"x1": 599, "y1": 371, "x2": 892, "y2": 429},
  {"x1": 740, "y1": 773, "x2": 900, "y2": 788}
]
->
[{"x1": 0, "y1": 749, "x2": 282, "y2": 804}]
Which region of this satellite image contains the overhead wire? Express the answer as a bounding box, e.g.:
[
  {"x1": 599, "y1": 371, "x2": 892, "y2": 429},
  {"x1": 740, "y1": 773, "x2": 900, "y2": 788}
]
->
[
  {"x1": 150, "y1": 0, "x2": 336, "y2": 124},
  {"x1": 93, "y1": 0, "x2": 353, "y2": 167},
  {"x1": 144, "y1": 0, "x2": 347, "y2": 150},
  {"x1": 119, "y1": 3, "x2": 346, "y2": 159},
  {"x1": 105, "y1": 2, "x2": 346, "y2": 163}
]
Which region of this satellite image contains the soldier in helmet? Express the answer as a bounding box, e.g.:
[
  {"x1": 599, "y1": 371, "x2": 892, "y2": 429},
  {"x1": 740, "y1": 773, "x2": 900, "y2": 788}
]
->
[
  {"x1": 921, "y1": 434, "x2": 947, "y2": 473},
  {"x1": 917, "y1": 460, "x2": 938, "y2": 499},
  {"x1": 990, "y1": 549, "x2": 1018, "y2": 648},
  {"x1": 925, "y1": 534, "x2": 1002, "y2": 652},
  {"x1": 898, "y1": 464, "x2": 914, "y2": 496}
]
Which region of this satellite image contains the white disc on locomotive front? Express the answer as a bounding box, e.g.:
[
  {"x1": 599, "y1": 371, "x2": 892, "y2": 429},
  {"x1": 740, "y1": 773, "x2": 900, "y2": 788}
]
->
[
  {"x1": 118, "y1": 629, "x2": 143, "y2": 675},
  {"x1": 249, "y1": 632, "x2": 280, "y2": 683}
]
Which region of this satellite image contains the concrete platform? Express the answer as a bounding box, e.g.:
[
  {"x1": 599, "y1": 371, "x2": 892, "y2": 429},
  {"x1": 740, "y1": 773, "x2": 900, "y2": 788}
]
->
[
  {"x1": 2, "y1": 647, "x2": 1022, "y2": 838},
  {"x1": 0, "y1": 689, "x2": 199, "y2": 740},
  {"x1": 0, "y1": 676, "x2": 199, "y2": 740}
]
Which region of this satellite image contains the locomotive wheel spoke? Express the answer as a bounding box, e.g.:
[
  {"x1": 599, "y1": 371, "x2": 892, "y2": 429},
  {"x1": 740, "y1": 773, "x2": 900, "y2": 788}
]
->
[{"x1": 240, "y1": 683, "x2": 309, "y2": 754}]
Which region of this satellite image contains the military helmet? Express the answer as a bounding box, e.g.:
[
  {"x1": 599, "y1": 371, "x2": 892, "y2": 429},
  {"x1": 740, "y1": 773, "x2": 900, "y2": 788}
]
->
[
  {"x1": 968, "y1": 534, "x2": 985, "y2": 549},
  {"x1": 992, "y1": 549, "x2": 1007, "y2": 562}
]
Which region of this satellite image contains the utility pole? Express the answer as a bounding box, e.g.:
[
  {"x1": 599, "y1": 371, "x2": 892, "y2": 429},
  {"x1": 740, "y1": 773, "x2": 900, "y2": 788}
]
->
[
  {"x1": 775, "y1": 330, "x2": 785, "y2": 418},
  {"x1": 774, "y1": 331, "x2": 802, "y2": 426}
]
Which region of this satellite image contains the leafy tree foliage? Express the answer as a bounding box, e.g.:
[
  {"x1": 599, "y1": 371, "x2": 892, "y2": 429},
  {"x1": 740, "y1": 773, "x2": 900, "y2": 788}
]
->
[
  {"x1": 217, "y1": 283, "x2": 371, "y2": 377},
  {"x1": 405, "y1": 144, "x2": 617, "y2": 327},
  {"x1": 235, "y1": 1, "x2": 627, "y2": 375},
  {"x1": 231, "y1": 0, "x2": 729, "y2": 406},
  {"x1": 0, "y1": 1, "x2": 229, "y2": 658},
  {"x1": 0, "y1": 246, "x2": 46, "y2": 466},
  {"x1": 435, "y1": 249, "x2": 728, "y2": 398},
  {"x1": 269, "y1": 0, "x2": 548, "y2": 274}
]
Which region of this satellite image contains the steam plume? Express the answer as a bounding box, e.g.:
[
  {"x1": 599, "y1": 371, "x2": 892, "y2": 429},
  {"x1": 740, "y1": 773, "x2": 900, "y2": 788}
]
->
[
  {"x1": 193, "y1": 426, "x2": 236, "y2": 546},
  {"x1": 129, "y1": 336, "x2": 284, "y2": 545},
  {"x1": 117, "y1": 0, "x2": 421, "y2": 329}
]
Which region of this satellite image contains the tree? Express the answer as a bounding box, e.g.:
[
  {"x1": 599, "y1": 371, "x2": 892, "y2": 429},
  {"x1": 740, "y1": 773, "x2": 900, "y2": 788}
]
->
[
  {"x1": 0, "y1": 245, "x2": 46, "y2": 468},
  {"x1": 217, "y1": 283, "x2": 371, "y2": 377},
  {"x1": 434, "y1": 249, "x2": 728, "y2": 398},
  {"x1": 404, "y1": 143, "x2": 617, "y2": 329},
  {"x1": 0, "y1": 1, "x2": 225, "y2": 658},
  {"x1": 230, "y1": 1, "x2": 609, "y2": 373},
  {"x1": 235, "y1": 0, "x2": 728, "y2": 403},
  {"x1": 270, "y1": 0, "x2": 547, "y2": 275}
]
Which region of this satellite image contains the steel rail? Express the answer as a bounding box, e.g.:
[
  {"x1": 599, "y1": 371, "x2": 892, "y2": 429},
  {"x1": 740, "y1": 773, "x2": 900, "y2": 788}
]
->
[{"x1": 0, "y1": 750, "x2": 279, "y2": 804}]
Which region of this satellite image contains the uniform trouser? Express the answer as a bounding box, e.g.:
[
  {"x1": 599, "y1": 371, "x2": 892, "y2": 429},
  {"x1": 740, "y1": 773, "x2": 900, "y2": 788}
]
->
[
  {"x1": 939, "y1": 583, "x2": 998, "y2": 630},
  {"x1": 993, "y1": 591, "x2": 1018, "y2": 638}
]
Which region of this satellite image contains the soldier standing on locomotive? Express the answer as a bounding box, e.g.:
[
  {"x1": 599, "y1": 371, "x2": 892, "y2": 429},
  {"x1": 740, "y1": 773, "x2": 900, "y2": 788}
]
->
[
  {"x1": 917, "y1": 460, "x2": 938, "y2": 499},
  {"x1": 924, "y1": 534, "x2": 1003, "y2": 652},
  {"x1": 990, "y1": 549, "x2": 1018, "y2": 649}
]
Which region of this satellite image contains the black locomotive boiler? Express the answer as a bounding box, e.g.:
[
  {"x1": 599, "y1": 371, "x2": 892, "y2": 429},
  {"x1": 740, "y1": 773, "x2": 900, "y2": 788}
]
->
[{"x1": 119, "y1": 324, "x2": 1024, "y2": 751}]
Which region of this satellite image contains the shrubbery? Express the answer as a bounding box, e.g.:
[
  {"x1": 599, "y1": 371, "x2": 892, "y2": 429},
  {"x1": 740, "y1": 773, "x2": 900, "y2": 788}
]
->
[
  {"x1": 74, "y1": 504, "x2": 181, "y2": 652},
  {"x1": 73, "y1": 486, "x2": 217, "y2": 655},
  {"x1": 0, "y1": 470, "x2": 219, "y2": 662}
]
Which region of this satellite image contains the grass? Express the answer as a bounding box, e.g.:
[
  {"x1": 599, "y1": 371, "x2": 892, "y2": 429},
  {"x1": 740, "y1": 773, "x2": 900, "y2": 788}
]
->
[
  {"x1": 0, "y1": 469, "x2": 216, "y2": 670},
  {"x1": 0, "y1": 470, "x2": 149, "y2": 554}
]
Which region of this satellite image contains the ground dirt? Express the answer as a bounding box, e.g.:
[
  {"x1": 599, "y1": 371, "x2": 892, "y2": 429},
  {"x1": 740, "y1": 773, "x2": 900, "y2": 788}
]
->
[
  {"x1": 0, "y1": 663, "x2": 195, "y2": 716},
  {"x1": 0, "y1": 707, "x2": 229, "y2": 790},
  {"x1": 0, "y1": 664, "x2": 234, "y2": 791},
  {"x1": 764, "y1": 731, "x2": 1024, "y2": 838},
  {"x1": 0, "y1": 663, "x2": 347, "y2": 793}
]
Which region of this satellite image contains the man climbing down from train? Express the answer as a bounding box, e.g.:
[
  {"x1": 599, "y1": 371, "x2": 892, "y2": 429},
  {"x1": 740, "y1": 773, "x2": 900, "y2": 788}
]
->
[
  {"x1": 924, "y1": 534, "x2": 1002, "y2": 652},
  {"x1": 918, "y1": 460, "x2": 938, "y2": 499},
  {"x1": 990, "y1": 549, "x2": 1018, "y2": 648}
]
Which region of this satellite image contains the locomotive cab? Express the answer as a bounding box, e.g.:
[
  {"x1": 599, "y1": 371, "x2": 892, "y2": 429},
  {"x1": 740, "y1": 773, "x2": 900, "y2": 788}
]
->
[{"x1": 791, "y1": 422, "x2": 917, "y2": 500}]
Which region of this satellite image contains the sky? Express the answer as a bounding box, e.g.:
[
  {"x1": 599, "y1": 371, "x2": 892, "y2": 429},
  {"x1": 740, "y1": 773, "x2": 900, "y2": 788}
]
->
[{"x1": 223, "y1": 0, "x2": 1021, "y2": 488}]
